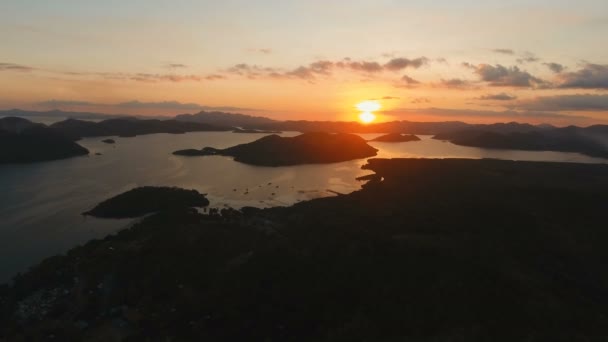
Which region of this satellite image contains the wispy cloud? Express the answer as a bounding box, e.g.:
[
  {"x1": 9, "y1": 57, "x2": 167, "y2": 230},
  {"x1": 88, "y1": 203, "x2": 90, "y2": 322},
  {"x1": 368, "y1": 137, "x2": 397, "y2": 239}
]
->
[
  {"x1": 0, "y1": 62, "x2": 35, "y2": 72},
  {"x1": 36, "y1": 99, "x2": 259, "y2": 113},
  {"x1": 225, "y1": 56, "x2": 429, "y2": 80},
  {"x1": 383, "y1": 107, "x2": 590, "y2": 121},
  {"x1": 434, "y1": 78, "x2": 476, "y2": 89},
  {"x1": 492, "y1": 49, "x2": 515, "y2": 55},
  {"x1": 513, "y1": 94, "x2": 608, "y2": 111},
  {"x1": 477, "y1": 93, "x2": 517, "y2": 101},
  {"x1": 248, "y1": 48, "x2": 273, "y2": 54},
  {"x1": 544, "y1": 62, "x2": 565, "y2": 74}
]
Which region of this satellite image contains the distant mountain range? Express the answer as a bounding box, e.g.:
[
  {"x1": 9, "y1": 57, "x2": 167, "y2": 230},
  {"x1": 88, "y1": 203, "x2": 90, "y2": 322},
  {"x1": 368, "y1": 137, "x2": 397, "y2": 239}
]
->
[{"x1": 2, "y1": 108, "x2": 607, "y2": 159}]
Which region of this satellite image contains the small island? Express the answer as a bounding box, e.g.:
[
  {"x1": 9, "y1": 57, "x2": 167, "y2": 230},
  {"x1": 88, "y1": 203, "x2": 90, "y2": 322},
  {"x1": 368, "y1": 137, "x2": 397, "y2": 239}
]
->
[
  {"x1": 369, "y1": 133, "x2": 421, "y2": 143},
  {"x1": 101, "y1": 138, "x2": 115, "y2": 144},
  {"x1": 0, "y1": 117, "x2": 89, "y2": 164},
  {"x1": 173, "y1": 132, "x2": 378, "y2": 166},
  {"x1": 232, "y1": 128, "x2": 282, "y2": 134},
  {"x1": 83, "y1": 186, "x2": 210, "y2": 218}
]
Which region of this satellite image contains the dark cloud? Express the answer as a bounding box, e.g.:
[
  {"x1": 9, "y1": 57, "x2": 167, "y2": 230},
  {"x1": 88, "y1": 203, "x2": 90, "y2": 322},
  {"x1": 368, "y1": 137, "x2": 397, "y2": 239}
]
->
[
  {"x1": 556, "y1": 63, "x2": 608, "y2": 89},
  {"x1": 493, "y1": 49, "x2": 515, "y2": 55},
  {"x1": 397, "y1": 74, "x2": 421, "y2": 87},
  {"x1": 0, "y1": 62, "x2": 34, "y2": 72},
  {"x1": 36, "y1": 100, "x2": 258, "y2": 112},
  {"x1": 478, "y1": 93, "x2": 517, "y2": 101},
  {"x1": 382, "y1": 96, "x2": 400, "y2": 100},
  {"x1": 514, "y1": 94, "x2": 608, "y2": 111},
  {"x1": 383, "y1": 57, "x2": 428, "y2": 71},
  {"x1": 435, "y1": 78, "x2": 475, "y2": 89},
  {"x1": 383, "y1": 107, "x2": 590, "y2": 120},
  {"x1": 341, "y1": 60, "x2": 383, "y2": 73},
  {"x1": 473, "y1": 64, "x2": 546, "y2": 87},
  {"x1": 544, "y1": 62, "x2": 565, "y2": 74}
]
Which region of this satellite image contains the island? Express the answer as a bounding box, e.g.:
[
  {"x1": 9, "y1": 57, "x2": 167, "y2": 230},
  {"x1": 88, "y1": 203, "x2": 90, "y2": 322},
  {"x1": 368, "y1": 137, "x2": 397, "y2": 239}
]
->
[
  {"x1": 0, "y1": 117, "x2": 89, "y2": 164},
  {"x1": 83, "y1": 186, "x2": 210, "y2": 218},
  {"x1": 232, "y1": 128, "x2": 282, "y2": 134},
  {"x1": 434, "y1": 128, "x2": 608, "y2": 158},
  {"x1": 2, "y1": 158, "x2": 608, "y2": 341},
  {"x1": 50, "y1": 118, "x2": 233, "y2": 140},
  {"x1": 369, "y1": 133, "x2": 421, "y2": 142},
  {"x1": 173, "y1": 132, "x2": 379, "y2": 166},
  {"x1": 101, "y1": 139, "x2": 116, "y2": 144}
]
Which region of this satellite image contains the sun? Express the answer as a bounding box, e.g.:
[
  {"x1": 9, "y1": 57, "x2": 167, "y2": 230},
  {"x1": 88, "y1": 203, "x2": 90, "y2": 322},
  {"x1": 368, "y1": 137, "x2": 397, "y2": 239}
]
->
[
  {"x1": 359, "y1": 112, "x2": 376, "y2": 124},
  {"x1": 356, "y1": 100, "x2": 380, "y2": 124},
  {"x1": 356, "y1": 100, "x2": 381, "y2": 112}
]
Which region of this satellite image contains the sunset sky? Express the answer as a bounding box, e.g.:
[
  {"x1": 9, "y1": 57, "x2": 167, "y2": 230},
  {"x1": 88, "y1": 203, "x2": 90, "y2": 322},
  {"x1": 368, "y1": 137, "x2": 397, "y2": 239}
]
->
[{"x1": 1, "y1": 0, "x2": 608, "y2": 124}]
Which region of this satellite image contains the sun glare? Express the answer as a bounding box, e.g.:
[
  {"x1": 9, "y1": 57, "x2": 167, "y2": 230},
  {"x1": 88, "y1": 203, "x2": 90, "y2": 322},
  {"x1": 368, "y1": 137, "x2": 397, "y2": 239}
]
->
[
  {"x1": 356, "y1": 100, "x2": 380, "y2": 124},
  {"x1": 356, "y1": 100, "x2": 381, "y2": 112},
  {"x1": 359, "y1": 111, "x2": 376, "y2": 124}
]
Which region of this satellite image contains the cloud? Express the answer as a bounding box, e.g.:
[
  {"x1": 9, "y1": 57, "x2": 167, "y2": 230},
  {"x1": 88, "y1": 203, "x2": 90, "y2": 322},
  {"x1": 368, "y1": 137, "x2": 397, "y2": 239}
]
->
[
  {"x1": 477, "y1": 93, "x2": 517, "y2": 101},
  {"x1": 225, "y1": 56, "x2": 430, "y2": 81},
  {"x1": 204, "y1": 74, "x2": 226, "y2": 80},
  {"x1": 383, "y1": 107, "x2": 590, "y2": 120},
  {"x1": 340, "y1": 60, "x2": 384, "y2": 73},
  {"x1": 556, "y1": 63, "x2": 608, "y2": 89},
  {"x1": 435, "y1": 78, "x2": 475, "y2": 89},
  {"x1": 36, "y1": 100, "x2": 258, "y2": 113},
  {"x1": 129, "y1": 73, "x2": 203, "y2": 82},
  {"x1": 248, "y1": 48, "x2": 273, "y2": 54},
  {"x1": 514, "y1": 94, "x2": 608, "y2": 111},
  {"x1": 395, "y1": 74, "x2": 422, "y2": 88},
  {"x1": 165, "y1": 63, "x2": 187, "y2": 69},
  {"x1": 492, "y1": 49, "x2": 515, "y2": 55},
  {"x1": 0, "y1": 62, "x2": 34, "y2": 72},
  {"x1": 544, "y1": 62, "x2": 565, "y2": 74},
  {"x1": 383, "y1": 57, "x2": 429, "y2": 71},
  {"x1": 473, "y1": 64, "x2": 546, "y2": 87},
  {"x1": 411, "y1": 97, "x2": 430, "y2": 104},
  {"x1": 369, "y1": 96, "x2": 400, "y2": 101},
  {"x1": 516, "y1": 52, "x2": 540, "y2": 64}
]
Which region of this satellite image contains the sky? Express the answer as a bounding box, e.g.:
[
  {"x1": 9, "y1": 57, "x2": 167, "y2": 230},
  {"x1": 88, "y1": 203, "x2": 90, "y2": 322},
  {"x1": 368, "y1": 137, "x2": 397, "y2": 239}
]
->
[{"x1": 1, "y1": 0, "x2": 608, "y2": 125}]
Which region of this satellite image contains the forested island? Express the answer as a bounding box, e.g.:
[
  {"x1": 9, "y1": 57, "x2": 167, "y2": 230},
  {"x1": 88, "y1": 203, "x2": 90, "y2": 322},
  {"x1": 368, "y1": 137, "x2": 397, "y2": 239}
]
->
[{"x1": 174, "y1": 132, "x2": 379, "y2": 166}]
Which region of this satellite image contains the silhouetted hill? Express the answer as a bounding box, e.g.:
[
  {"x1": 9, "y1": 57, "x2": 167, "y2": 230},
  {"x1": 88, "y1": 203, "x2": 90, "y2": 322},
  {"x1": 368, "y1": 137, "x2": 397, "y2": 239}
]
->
[
  {"x1": 84, "y1": 186, "x2": 209, "y2": 218},
  {"x1": 174, "y1": 132, "x2": 378, "y2": 166},
  {"x1": 50, "y1": 118, "x2": 232, "y2": 139},
  {"x1": 0, "y1": 117, "x2": 89, "y2": 163},
  {"x1": 0, "y1": 109, "x2": 131, "y2": 121},
  {"x1": 175, "y1": 111, "x2": 278, "y2": 128},
  {"x1": 3, "y1": 158, "x2": 608, "y2": 340},
  {"x1": 434, "y1": 128, "x2": 608, "y2": 158},
  {"x1": 369, "y1": 133, "x2": 421, "y2": 142}
]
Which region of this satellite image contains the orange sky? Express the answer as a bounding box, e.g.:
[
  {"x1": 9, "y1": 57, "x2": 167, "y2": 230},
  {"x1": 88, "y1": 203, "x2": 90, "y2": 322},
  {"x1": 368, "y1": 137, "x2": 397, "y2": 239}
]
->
[{"x1": 1, "y1": 1, "x2": 608, "y2": 125}]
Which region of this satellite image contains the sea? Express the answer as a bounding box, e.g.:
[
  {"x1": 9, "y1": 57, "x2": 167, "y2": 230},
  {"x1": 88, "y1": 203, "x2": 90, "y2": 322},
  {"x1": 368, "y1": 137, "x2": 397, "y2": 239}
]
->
[{"x1": 0, "y1": 116, "x2": 606, "y2": 282}]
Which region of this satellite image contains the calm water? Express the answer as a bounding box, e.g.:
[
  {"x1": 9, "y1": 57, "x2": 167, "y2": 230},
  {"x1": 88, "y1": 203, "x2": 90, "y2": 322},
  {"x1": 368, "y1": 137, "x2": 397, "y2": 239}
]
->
[{"x1": 0, "y1": 129, "x2": 606, "y2": 283}]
